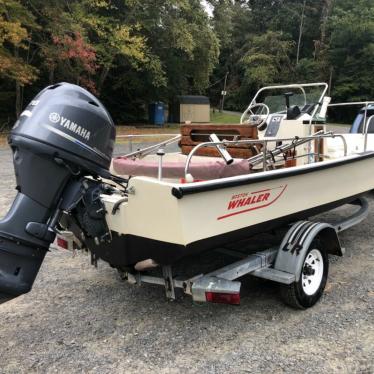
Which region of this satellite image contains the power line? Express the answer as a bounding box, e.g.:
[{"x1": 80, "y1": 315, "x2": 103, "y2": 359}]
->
[{"x1": 207, "y1": 75, "x2": 226, "y2": 88}]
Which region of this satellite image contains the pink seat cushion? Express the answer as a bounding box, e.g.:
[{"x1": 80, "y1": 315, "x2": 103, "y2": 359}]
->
[{"x1": 112, "y1": 156, "x2": 251, "y2": 180}]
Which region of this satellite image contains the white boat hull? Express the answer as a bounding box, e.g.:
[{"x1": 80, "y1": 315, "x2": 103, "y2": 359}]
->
[{"x1": 98, "y1": 151, "x2": 374, "y2": 266}]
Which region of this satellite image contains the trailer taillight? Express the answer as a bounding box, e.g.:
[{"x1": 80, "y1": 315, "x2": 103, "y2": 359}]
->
[
  {"x1": 57, "y1": 237, "x2": 68, "y2": 250},
  {"x1": 205, "y1": 291, "x2": 240, "y2": 305}
]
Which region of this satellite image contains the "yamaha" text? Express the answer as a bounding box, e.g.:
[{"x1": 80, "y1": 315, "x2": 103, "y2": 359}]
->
[
  {"x1": 60, "y1": 117, "x2": 90, "y2": 141},
  {"x1": 49, "y1": 112, "x2": 90, "y2": 141}
]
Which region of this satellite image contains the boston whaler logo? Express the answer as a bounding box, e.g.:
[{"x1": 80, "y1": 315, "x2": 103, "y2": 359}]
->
[
  {"x1": 217, "y1": 185, "x2": 287, "y2": 220},
  {"x1": 48, "y1": 112, "x2": 90, "y2": 141}
]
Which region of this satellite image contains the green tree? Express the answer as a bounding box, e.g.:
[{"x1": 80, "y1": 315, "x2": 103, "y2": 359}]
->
[
  {"x1": 1, "y1": 0, "x2": 373, "y2": 126},
  {"x1": 0, "y1": 0, "x2": 38, "y2": 116},
  {"x1": 72, "y1": 0, "x2": 153, "y2": 95},
  {"x1": 99, "y1": 0, "x2": 219, "y2": 121},
  {"x1": 240, "y1": 31, "x2": 295, "y2": 88},
  {"x1": 329, "y1": 0, "x2": 374, "y2": 101}
]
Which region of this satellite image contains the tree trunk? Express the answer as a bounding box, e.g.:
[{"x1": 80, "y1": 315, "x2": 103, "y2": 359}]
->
[
  {"x1": 15, "y1": 82, "x2": 21, "y2": 117},
  {"x1": 296, "y1": 0, "x2": 306, "y2": 65},
  {"x1": 317, "y1": 0, "x2": 334, "y2": 80},
  {"x1": 14, "y1": 47, "x2": 21, "y2": 117},
  {"x1": 320, "y1": 0, "x2": 334, "y2": 50},
  {"x1": 97, "y1": 66, "x2": 110, "y2": 96},
  {"x1": 49, "y1": 67, "x2": 55, "y2": 84}
]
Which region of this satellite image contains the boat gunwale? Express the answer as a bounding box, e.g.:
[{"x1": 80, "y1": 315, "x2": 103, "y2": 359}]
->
[{"x1": 171, "y1": 150, "x2": 374, "y2": 199}]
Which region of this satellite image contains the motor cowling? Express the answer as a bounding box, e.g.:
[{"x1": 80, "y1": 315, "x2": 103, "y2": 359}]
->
[{"x1": 0, "y1": 83, "x2": 115, "y2": 302}]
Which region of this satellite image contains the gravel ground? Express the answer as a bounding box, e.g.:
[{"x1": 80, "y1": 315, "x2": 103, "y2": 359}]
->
[{"x1": 0, "y1": 143, "x2": 373, "y2": 374}]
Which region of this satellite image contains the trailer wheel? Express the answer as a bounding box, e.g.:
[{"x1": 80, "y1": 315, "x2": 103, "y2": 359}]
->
[{"x1": 280, "y1": 240, "x2": 329, "y2": 309}]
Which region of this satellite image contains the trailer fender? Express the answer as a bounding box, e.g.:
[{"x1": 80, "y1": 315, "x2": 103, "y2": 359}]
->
[{"x1": 274, "y1": 221, "x2": 342, "y2": 282}]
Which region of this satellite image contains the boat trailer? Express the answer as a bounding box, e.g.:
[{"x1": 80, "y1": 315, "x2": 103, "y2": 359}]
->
[{"x1": 55, "y1": 198, "x2": 368, "y2": 308}]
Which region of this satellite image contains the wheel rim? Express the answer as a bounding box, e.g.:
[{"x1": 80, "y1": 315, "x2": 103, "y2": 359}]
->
[{"x1": 301, "y1": 249, "x2": 324, "y2": 296}]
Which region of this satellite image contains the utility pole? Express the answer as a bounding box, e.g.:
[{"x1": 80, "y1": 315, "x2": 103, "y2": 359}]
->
[
  {"x1": 220, "y1": 71, "x2": 229, "y2": 113},
  {"x1": 328, "y1": 66, "x2": 333, "y2": 96}
]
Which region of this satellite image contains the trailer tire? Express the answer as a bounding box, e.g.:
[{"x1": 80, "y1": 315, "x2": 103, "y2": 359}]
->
[{"x1": 280, "y1": 239, "x2": 329, "y2": 309}]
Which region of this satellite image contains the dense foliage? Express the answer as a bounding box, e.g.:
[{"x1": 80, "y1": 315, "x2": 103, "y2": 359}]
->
[
  {"x1": 208, "y1": 0, "x2": 374, "y2": 109},
  {"x1": 0, "y1": 0, "x2": 373, "y2": 126}
]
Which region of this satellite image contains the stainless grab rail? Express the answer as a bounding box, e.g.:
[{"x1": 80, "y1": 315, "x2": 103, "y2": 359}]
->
[
  {"x1": 120, "y1": 134, "x2": 181, "y2": 158},
  {"x1": 328, "y1": 101, "x2": 374, "y2": 152},
  {"x1": 184, "y1": 132, "x2": 347, "y2": 179}
]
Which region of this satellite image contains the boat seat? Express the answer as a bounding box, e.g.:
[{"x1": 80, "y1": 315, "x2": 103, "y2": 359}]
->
[
  {"x1": 287, "y1": 105, "x2": 301, "y2": 120},
  {"x1": 112, "y1": 153, "x2": 252, "y2": 180}
]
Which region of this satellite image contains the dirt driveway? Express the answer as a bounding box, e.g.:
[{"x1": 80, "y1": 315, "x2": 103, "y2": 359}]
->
[{"x1": 0, "y1": 143, "x2": 373, "y2": 374}]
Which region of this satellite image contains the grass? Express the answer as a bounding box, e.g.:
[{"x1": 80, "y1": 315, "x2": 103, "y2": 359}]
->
[
  {"x1": 210, "y1": 110, "x2": 241, "y2": 124},
  {"x1": 115, "y1": 126, "x2": 179, "y2": 144},
  {"x1": 114, "y1": 110, "x2": 241, "y2": 144}
]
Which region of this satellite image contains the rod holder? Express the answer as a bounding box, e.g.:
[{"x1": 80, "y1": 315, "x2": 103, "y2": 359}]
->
[
  {"x1": 157, "y1": 148, "x2": 165, "y2": 180},
  {"x1": 209, "y1": 133, "x2": 234, "y2": 165}
]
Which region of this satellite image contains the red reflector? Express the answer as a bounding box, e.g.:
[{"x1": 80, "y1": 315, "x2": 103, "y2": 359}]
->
[
  {"x1": 179, "y1": 178, "x2": 205, "y2": 184},
  {"x1": 205, "y1": 292, "x2": 240, "y2": 305},
  {"x1": 57, "y1": 237, "x2": 68, "y2": 250}
]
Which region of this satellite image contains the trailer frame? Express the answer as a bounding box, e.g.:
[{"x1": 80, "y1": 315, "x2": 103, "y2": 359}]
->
[{"x1": 108, "y1": 197, "x2": 368, "y2": 307}]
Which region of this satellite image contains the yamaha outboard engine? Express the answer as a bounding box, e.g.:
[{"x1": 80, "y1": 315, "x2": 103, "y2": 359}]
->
[{"x1": 0, "y1": 83, "x2": 115, "y2": 301}]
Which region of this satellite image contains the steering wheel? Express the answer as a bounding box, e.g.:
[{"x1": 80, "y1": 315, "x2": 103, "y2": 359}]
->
[{"x1": 240, "y1": 103, "x2": 270, "y2": 131}]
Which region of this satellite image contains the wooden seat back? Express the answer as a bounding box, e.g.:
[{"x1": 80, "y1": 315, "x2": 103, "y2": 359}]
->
[{"x1": 180, "y1": 123, "x2": 260, "y2": 158}]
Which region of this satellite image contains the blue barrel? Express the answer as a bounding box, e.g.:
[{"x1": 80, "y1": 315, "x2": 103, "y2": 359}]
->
[{"x1": 149, "y1": 102, "x2": 165, "y2": 126}]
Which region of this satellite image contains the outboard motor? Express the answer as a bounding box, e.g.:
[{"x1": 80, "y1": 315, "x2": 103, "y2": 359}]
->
[{"x1": 0, "y1": 83, "x2": 115, "y2": 302}]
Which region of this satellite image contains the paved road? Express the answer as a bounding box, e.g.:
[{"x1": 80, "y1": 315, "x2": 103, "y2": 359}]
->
[{"x1": 0, "y1": 144, "x2": 372, "y2": 374}]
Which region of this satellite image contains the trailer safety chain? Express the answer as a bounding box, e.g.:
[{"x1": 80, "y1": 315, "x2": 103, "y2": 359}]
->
[{"x1": 112, "y1": 197, "x2": 128, "y2": 215}]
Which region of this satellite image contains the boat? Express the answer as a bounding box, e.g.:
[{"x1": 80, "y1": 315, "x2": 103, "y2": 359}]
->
[
  {"x1": 96, "y1": 83, "x2": 374, "y2": 268},
  {"x1": 0, "y1": 82, "x2": 373, "y2": 308}
]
